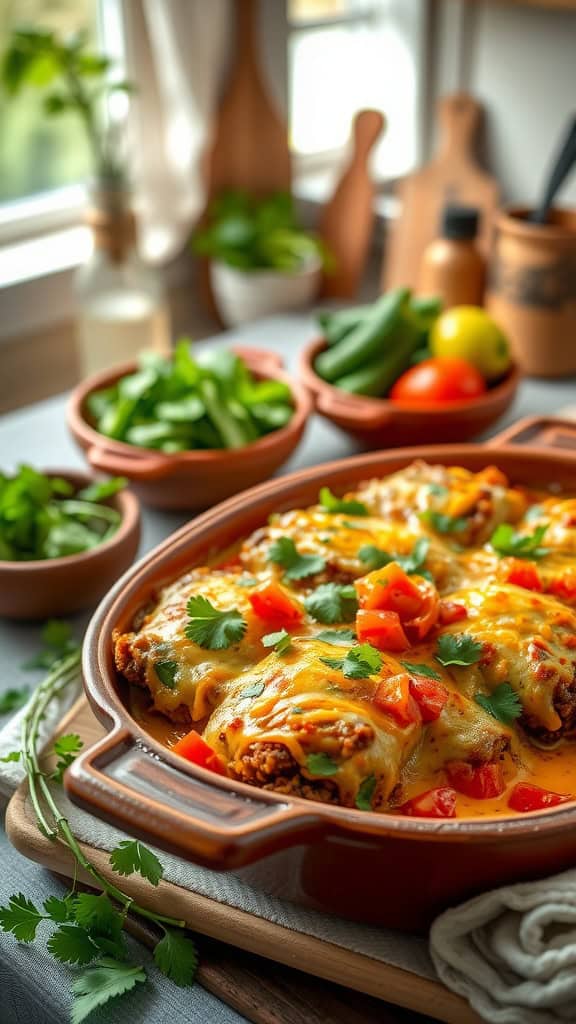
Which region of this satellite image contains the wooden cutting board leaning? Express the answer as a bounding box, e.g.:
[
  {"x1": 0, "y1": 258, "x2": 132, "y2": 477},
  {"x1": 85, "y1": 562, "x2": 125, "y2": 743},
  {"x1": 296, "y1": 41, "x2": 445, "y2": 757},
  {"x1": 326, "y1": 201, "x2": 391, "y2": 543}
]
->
[{"x1": 382, "y1": 93, "x2": 499, "y2": 292}]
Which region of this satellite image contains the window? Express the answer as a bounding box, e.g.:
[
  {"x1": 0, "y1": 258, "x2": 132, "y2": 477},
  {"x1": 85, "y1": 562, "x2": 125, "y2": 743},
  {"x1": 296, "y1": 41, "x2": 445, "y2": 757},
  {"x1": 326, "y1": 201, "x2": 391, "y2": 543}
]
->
[
  {"x1": 0, "y1": 0, "x2": 125, "y2": 242},
  {"x1": 288, "y1": 0, "x2": 426, "y2": 181}
]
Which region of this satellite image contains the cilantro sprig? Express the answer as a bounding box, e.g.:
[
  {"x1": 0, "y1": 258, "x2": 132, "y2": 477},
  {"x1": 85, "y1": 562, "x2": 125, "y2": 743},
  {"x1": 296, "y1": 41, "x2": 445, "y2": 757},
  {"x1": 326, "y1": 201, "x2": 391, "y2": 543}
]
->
[
  {"x1": 475, "y1": 683, "x2": 522, "y2": 725},
  {"x1": 321, "y1": 642, "x2": 382, "y2": 679},
  {"x1": 185, "y1": 595, "x2": 246, "y2": 649},
  {"x1": 305, "y1": 752, "x2": 339, "y2": 776},
  {"x1": 315, "y1": 628, "x2": 357, "y2": 646},
  {"x1": 319, "y1": 487, "x2": 368, "y2": 517},
  {"x1": 489, "y1": 523, "x2": 549, "y2": 560},
  {"x1": 421, "y1": 510, "x2": 468, "y2": 535},
  {"x1": 435, "y1": 633, "x2": 483, "y2": 667},
  {"x1": 268, "y1": 536, "x2": 326, "y2": 581},
  {"x1": 355, "y1": 774, "x2": 377, "y2": 811},
  {"x1": 400, "y1": 661, "x2": 442, "y2": 680},
  {"x1": 262, "y1": 629, "x2": 292, "y2": 654},
  {"x1": 304, "y1": 582, "x2": 358, "y2": 624},
  {"x1": 0, "y1": 627, "x2": 199, "y2": 1023},
  {"x1": 359, "y1": 537, "x2": 431, "y2": 578}
]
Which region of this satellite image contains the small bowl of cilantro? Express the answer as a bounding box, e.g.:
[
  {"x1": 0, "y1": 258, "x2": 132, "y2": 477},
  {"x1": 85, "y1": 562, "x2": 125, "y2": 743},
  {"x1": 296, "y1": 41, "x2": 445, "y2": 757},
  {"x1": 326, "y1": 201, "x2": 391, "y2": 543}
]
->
[
  {"x1": 0, "y1": 466, "x2": 140, "y2": 620},
  {"x1": 67, "y1": 343, "x2": 312, "y2": 511}
]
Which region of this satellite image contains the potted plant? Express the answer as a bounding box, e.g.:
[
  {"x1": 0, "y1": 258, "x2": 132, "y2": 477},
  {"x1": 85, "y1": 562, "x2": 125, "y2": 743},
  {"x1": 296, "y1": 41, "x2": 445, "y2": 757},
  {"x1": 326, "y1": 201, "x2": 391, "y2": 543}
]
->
[{"x1": 194, "y1": 190, "x2": 328, "y2": 326}]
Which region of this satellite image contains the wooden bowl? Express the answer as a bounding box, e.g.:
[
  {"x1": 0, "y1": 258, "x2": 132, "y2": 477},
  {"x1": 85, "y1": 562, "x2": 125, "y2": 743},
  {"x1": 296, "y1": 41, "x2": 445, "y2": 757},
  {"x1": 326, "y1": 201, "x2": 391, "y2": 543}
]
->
[
  {"x1": 299, "y1": 337, "x2": 520, "y2": 448},
  {"x1": 0, "y1": 469, "x2": 140, "y2": 621},
  {"x1": 67, "y1": 347, "x2": 313, "y2": 511},
  {"x1": 67, "y1": 417, "x2": 576, "y2": 931}
]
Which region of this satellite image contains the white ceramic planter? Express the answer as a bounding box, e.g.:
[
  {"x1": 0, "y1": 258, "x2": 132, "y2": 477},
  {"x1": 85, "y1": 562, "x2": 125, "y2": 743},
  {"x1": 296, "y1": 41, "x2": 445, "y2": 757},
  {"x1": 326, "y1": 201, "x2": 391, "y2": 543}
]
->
[{"x1": 210, "y1": 256, "x2": 321, "y2": 327}]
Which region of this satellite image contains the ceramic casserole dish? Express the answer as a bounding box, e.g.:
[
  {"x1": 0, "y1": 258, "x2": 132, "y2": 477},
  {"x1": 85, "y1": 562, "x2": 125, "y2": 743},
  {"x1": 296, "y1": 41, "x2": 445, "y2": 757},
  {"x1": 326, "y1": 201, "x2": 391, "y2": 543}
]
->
[{"x1": 66, "y1": 416, "x2": 576, "y2": 931}]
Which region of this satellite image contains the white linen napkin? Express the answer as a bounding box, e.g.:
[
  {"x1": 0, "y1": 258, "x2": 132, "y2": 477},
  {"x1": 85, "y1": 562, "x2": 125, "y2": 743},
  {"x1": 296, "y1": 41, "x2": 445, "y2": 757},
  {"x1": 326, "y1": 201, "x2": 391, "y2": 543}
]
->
[{"x1": 430, "y1": 872, "x2": 576, "y2": 1024}]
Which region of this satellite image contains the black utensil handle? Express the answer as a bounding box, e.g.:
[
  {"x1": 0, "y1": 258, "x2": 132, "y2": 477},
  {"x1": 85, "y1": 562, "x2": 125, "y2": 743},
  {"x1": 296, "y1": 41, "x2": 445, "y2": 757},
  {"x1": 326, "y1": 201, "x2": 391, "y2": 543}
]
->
[{"x1": 532, "y1": 115, "x2": 576, "y2": 224}]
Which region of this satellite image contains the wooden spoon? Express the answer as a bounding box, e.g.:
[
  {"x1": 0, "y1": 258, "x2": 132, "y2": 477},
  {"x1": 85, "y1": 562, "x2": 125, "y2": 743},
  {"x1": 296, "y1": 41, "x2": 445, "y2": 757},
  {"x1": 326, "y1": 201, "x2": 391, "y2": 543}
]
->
[{"x1": 319, "y1": 109, "x2": 386, "y2": 298}]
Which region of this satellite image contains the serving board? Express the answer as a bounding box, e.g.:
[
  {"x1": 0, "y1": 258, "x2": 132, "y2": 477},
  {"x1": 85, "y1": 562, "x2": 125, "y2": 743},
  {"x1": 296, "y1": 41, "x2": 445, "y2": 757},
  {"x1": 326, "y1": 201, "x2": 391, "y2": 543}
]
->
[{"x1": 6, "y1": 697, "x2": 482, "y2": 1024}]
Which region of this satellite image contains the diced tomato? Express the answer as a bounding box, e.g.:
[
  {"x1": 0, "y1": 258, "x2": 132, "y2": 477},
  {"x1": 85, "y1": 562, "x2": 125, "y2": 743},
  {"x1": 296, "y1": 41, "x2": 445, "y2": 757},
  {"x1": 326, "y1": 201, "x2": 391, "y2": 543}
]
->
[
  {"x1": 249, "y1": 581, "x2": 303, "y2": 625},
  {"x1": 547, "y1": 570, "x2": 576, "y2": 604},
  {"x1": 403, "y1": 578, "x2": 440, "y2": 641},
  {"x1": 355, "y1": 563, "x2": 422, "y2": 615},
  {"x1": 507, "y1": 782, "x2": 572, "y2": 813},
  {"x1": 446, "y1": 761, "x2": 505, "y2": 800},
  {"x1": 356, "y1": 608, "x2": 409, "y2": 652},
  {"x1": 400, "y1": 787, "x2": 457, "y2": 818},
  {"x1": 439, "y1": 600, "x2": 468, "y2": 625},
  {"x1": 372, "y1": 673, "x2": 421, "y2": 727},
  {"x1": 171, "y1": 731, "x2": 227, "y2": 776},
  {"x1": 500, "y1": 558, "x2": 542, "y2": 592},
  {"x1": 409, "y1": 676, "x2": 449, "y2": 722}
]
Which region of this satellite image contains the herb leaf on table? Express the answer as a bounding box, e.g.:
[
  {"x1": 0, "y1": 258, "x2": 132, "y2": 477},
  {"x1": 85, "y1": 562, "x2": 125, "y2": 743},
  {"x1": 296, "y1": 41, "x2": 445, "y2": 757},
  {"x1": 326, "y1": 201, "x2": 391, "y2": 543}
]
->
[{"x1": 109, "y1": 840, "x2": 164, "y2": 886}]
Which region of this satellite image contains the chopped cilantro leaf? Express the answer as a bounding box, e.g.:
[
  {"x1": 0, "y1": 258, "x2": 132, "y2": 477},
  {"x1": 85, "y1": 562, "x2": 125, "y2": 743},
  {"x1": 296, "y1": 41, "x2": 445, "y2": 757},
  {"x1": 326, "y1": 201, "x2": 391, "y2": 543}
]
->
[
  {"x1": 321, "y1": 643, "x2": 382, "y2": 679},
  {"x1": 355, "y1": 774, "x2": 377, "y2": 811},
  {"x1": 154, "y1": 660, "x2": 178, "y2": 689},
  {"x1": 109, "y1": 840, "x2": 164, "y2": 886},
  {"x1": 359, "y1": 537, "x2": 430, "y2": 577},
  {"x1": 315, "y1": 628, "x2": 357, "y2": 646},
  {"x1": 268, "y1": 536, "x2": 326, "y2": 581},
  {"x1": 52, "y1": 733, "x2": 83, "y2": 783},
  {"x1": 489, "y1": 523, "x2": 549, "y2": 560},
  {"x1": 185, "y1": 595, "x2": 246, "y2": 649},
  {"x1": 358, "y1": 545, "x2": 392, "y2": 571},
  {"x1": 475, "y1": 683, "x2": 522, "y2": 725},
  {"x1": 0, "y1": 893, "x2": 44, "y2": 942},
  {"x1": 304, "y1": 583, "x2": 358, "y2": 624},
  {"x1": 70, "y1": 959, "x2": 146, "y2": 1024},
  {"x1": 242, "y1": 680, "x2": 265, "y2": 699},
  {"x1": 262, "y1": 629, "x2": 291, "y2": 654},
  {"x1": 305, "y1": 752, "x2": 339, "y2": 776},
  {"x1": 400, "y1": 661, "x2": 442, "y2": 680},
  {"x1": 0, "y1": 687, "x2": 29, "y2": 714},
  {"x1": 153, "y1": 927, "x2": 198, "y2": 987},
  {"x1": 319, "y1": 487, "x2": 368, "y2": 517},
  {"x1": 435, "y1": 633, "x2": 483, "y2": 667},
  {"x1": 421, "y1": 510, "x2": 468, "y2": 534}
]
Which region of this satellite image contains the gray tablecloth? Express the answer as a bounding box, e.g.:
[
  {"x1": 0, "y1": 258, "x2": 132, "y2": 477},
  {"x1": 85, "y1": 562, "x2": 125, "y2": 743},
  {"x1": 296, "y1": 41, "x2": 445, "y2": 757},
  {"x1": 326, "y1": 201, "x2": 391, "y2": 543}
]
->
[{"x1": 1, "y1": 312, "x2": 575, "y2": 1024}]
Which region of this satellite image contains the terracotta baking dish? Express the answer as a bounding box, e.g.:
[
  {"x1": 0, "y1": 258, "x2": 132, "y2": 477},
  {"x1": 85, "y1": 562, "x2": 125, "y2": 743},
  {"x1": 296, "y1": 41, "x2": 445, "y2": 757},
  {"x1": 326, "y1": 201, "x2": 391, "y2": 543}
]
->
[
  {"x1": 0, "y1": 469, "x2": 140, "y2": 620},
  {"x1": 67, "y1": 416, "x2": 576, "y2": 931},
  {"x1": 299, "y1": 336, "x2": 520, "y2": 447},
  {"x1": 67, "y1": 347, "x2": 312, "y2": 510}
]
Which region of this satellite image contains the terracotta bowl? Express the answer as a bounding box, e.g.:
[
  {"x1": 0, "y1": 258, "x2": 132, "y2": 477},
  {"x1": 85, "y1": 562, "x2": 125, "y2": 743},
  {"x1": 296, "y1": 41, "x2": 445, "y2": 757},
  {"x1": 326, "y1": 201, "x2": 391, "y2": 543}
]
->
[
  {"x1": 0, "y1": 469, "x2": 140, "y2": 621},
  {"x1": 66, "y1": 417, "x2": 576, "y2": 931},
  {"x1": 67, "y1": 347, "x2": 313, "y2": 510},
  {"x1": 299, "y1": 337, "x2": 521, "y2": 448}
]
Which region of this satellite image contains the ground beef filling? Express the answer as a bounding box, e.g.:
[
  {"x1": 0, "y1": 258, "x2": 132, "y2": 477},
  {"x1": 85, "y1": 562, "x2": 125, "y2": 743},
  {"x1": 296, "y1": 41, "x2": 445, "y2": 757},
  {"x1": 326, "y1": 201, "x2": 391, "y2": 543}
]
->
[{"x1": 230, "y1": 720, "x2": 375, "y2": 804}]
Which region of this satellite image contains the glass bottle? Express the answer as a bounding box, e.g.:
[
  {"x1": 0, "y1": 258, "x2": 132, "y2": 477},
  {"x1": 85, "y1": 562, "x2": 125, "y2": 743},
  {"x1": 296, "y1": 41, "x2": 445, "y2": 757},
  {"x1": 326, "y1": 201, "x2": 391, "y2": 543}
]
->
[{"x1": 75, "y1": 186, "x2": 171, "y2": 377}]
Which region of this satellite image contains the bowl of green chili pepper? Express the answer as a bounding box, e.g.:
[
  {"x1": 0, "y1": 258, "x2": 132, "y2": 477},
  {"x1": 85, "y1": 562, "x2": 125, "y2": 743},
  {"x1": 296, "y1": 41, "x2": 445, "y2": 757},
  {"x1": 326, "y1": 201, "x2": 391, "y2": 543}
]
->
[{"x1": 0, "y1": 467, "x2": 140, "y2": 620}]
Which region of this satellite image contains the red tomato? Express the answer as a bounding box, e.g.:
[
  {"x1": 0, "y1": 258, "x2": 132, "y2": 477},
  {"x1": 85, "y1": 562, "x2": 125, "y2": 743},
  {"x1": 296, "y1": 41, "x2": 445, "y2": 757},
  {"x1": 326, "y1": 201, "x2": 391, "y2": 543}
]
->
[
  {"x1": 249, "y1": 581, "x2": 303, "y2": 625},
  {"x1": 439, "y1": 600, "x2": 468, "y2": 625},
  {"x1": 500, "y1": 558, "x2": 542, "y2": 592},
  {"x1": 508, "y1": 782, "x2": 572, "y2": 813},
  {"x1": 547, "y1": 570, "x2": 576, "y2": 604},
  {"x1": 355, "y1": 562, "x2": 422, "y2": 615},
  {"x1": 171, "y1": 731, "x2": 227, "y2": 776},
  {"x1": 446, "y1": 761, "x2": 505, "y2": 800},
  {"x1": 409, "y1": 676, "x2": 449, "y2": 722},
  {"x1": 372, "y1": 673, "x2": 422, "y2": 727},
  {"x1": 400, "y1": 787, "x2": 457, "y2": 818},
  {"x1": 355, "y1": 564, "x2": 439, "y2": 640},
  {"x1": 390, "y1": 358, "x2": 487, "y2": 405},
  {"x1": 356, "y1": 609, "x2": 409, "y2": 652}
]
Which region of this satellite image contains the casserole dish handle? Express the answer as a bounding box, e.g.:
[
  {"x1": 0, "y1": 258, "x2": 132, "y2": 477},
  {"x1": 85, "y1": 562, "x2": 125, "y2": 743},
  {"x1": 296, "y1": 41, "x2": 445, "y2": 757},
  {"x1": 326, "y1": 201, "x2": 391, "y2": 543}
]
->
[
  {"x1": 66, "y1": 726, "x2": 326, "y2": 869},
  {"x1": 86, "y1": 445, "x2": 175, "y2": 481},
  {"x1": 486, "y1": 415, "x2": 576, "y2": 453}
]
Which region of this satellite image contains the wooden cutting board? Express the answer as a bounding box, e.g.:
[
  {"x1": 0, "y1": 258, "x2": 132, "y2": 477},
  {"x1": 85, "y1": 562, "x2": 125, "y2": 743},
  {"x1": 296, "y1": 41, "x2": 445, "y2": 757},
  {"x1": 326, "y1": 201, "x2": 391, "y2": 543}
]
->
[
  {"x1": 204, "y1": 0, "x2": 291, "y2": 198},
  {"x1": 319, "y1": 109, "x2": 386, "y2": 299},
  {"x1": 5, "y1": 697, "x2": 482, "y2": 1024},
  {"x1": 382, "y1": 93, "x2": 499, "y2": 292}
]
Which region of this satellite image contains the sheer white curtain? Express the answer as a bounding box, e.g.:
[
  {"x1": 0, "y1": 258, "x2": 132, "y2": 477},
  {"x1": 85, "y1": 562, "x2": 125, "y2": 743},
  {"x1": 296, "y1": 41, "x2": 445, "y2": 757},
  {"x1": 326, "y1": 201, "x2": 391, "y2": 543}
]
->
[{"x1": 122, "y1": 0, "x2": 231, "y2": 263}]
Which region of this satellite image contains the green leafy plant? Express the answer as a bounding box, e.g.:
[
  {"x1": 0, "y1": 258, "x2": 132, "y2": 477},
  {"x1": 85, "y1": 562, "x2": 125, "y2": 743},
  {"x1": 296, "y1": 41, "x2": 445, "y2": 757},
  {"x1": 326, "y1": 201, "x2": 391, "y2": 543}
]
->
[
  {"x1": 268, "y1": 536, "x2": 326, "y2": 581},
  {"x1": 320, "y1": 643, "x2": 382, "y2": 679},
  {"x1": 489, "y1": 523, "x2": 549, "y2": 560},
  {"x1": 1, "y1": 27, "x2": 133, "y2": 183},
  {"x1": 262, "y1": 629, "x2": 292, "y2": 654},
  {"x1": 318, "y1": 488, "x2": 368, "y2": 517},
  {"x1": 0, "y1": 467, "x2": 125, "y2": 561},
  {"x1": 304, "y1": 582, "x2": 358, "y2": 624},
  {"x1": 435, "y1": 633, "x2": 483, "y2": 667},
  {"x1": 88, "y1": 343, "x2": 295, "y2": 452},
  {"x1": 185, "y1": 595, "x2": 247, "y2": 650},
  {"x1": 0, "y1": 641, "x2": 198, "y2": 1022},
  {"x1": 194, "y1": 190, "x2": 328, "y2": 272},
  {"x1": 358, "y1": 537, "x2": 431, "y2": 579},
  {"x1": 475, "y1": 683, "x2": 522, "y2": 725}
]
